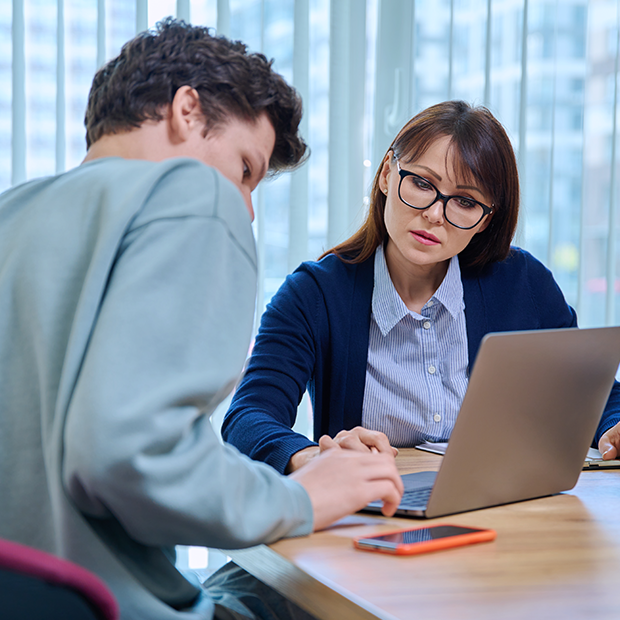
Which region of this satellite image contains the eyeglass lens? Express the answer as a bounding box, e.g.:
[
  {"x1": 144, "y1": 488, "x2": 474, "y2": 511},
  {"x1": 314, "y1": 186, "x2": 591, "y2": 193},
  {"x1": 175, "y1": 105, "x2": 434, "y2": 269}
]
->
[{"x1": 399, "y1": 174, "x2": 485, "y2": 229}]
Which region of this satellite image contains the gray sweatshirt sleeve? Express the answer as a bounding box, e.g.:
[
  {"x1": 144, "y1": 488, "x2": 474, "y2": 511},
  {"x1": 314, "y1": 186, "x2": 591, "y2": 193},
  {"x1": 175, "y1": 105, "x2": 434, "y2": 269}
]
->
[{"x1": 62, "y1": 168, "x2": 313, "y2": 549}]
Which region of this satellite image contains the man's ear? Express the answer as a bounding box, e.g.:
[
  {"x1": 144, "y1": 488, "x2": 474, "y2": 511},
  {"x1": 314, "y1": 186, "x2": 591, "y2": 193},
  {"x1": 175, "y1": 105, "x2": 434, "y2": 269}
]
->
[{"x1": 168, "y1": 86, "x2": 203, "y2": 144}]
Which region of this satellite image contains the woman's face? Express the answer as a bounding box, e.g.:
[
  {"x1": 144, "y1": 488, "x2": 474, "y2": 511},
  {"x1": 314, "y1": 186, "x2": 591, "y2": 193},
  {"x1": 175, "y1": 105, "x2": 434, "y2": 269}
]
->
[{"x1": 379, "y1": 135, "x2": 492, "y2": 275}]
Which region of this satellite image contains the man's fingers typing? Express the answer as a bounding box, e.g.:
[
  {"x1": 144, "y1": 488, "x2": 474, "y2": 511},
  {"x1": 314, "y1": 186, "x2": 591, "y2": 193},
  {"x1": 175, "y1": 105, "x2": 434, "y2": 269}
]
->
[{"x1": 290, "y1": 448, "x2": 403, "y2": 531}]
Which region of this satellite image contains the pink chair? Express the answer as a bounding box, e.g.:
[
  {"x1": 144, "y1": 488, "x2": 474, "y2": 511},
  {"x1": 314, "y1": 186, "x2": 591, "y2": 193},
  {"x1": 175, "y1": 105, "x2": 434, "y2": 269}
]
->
[{"x1": 0, "y1": 538, "x2": 119, "y2": 619}]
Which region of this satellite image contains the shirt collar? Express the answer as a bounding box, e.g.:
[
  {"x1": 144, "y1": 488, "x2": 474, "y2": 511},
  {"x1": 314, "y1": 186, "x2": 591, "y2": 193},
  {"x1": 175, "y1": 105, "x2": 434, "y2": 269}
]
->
[
  {"x1": 433, "y1": 253, "x2": 465, "y2": 320},
  {"x1": 372, "y1": 245, "x2": 408, "y2": 336},
  {"x1": 372, "y1": 244, "x2": 464, "y2": 336}
]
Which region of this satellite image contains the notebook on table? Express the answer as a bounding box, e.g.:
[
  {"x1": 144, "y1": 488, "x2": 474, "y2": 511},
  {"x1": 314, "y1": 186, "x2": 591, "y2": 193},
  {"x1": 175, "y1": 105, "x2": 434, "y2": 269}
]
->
[
  {"x1": 362, "y1": 326, "x2": 620, "y2": 519},
  {"x1": 415, "y1": 444, "x2": 620, "y2": 470},
  {"x1": 583, "y1": 447, "x2": 620, "y2": 470}
]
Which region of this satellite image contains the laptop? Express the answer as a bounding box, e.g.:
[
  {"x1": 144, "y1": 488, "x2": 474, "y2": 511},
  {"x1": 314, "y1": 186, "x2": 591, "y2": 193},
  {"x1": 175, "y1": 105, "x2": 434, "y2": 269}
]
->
[{"x1": 363, "y1": 326, "x2": 620, "y2": 519}]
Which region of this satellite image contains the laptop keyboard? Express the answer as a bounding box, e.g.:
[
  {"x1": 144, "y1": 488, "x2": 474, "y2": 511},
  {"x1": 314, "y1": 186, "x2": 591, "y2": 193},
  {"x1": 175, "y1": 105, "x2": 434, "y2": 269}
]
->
[{"x1": 400, "y1": 486, "x2": 433, "y2": 508}]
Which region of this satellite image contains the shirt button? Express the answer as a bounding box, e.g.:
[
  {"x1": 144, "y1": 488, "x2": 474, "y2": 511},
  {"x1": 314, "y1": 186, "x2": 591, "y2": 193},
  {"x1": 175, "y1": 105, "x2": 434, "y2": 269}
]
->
[
  {"x1": 423, "y1": 321, "x2": 431, "y2": 330},
  {"x1": 428, "y1": 365, "x2": 436, "y2": 374},
  {"x1": 433, "y1": 413, "x2": 441, "y2": 422},
  {"x1": 427, "y1": 300, "x2": 434, "y2": 307}
]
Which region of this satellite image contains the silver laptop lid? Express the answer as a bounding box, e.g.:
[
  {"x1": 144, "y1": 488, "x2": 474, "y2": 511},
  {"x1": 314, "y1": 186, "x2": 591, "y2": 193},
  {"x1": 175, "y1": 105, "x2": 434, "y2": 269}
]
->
[{"x1": 425, "y1": 326, "x2": 620, "y2": 518}]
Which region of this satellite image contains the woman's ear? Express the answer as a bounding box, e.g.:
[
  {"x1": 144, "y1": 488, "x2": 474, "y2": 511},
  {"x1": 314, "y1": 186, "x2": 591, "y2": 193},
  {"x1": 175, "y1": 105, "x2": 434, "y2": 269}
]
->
[
  {"x1": 378, "y1": 152, "x2": 393, "y2": 195},
  {"x1": 475, "y1": 212, "x2": 493, "y2": 234},
  {"x1": 168, "y1": 86, "x2": 203, "y2": 144}
]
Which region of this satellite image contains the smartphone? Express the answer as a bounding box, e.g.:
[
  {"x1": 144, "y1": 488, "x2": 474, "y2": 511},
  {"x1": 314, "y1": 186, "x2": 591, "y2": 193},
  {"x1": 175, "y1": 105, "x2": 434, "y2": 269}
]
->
[{"x1": 353, "y1": 524, "x2": 496, "y2": 555}]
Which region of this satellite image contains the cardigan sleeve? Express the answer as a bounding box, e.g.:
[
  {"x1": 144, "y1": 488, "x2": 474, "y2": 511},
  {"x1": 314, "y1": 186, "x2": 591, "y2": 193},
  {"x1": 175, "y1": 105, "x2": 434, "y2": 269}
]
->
[
  {"x1": 466, "y1": 247, "x2": 620, "y2": 446},
  {"x1": 222, "y1": 267, "x2": 324, "y2": 474},
  {"x1": 595, "y1": 382, "x2": 620, "y2": 446},
  {"x1": 524, "y1": 253, "x2": 620, "y2": 445},
  {"x1": 517, "y1": 249, "x2": 620, "y2": 444}
]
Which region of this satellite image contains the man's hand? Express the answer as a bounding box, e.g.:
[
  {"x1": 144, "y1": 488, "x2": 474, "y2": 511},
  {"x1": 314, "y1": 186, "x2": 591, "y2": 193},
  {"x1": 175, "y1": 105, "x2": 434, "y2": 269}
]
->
[
  {"x1": 289, "y1": 436, "x2": 404, "y2": 531},
  {"x1": 285, "y1": 427, "x2": 397, "y2": 473},
  {"x1": 598, "y1": 422, "x2": 620, "y2": 460}
]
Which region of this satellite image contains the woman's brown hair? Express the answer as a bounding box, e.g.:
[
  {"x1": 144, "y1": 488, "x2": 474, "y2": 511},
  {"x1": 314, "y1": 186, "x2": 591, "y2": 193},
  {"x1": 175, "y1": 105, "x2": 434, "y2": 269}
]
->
[{"x1": 322, "y1": 100, "x2": 520, "y2": 269}]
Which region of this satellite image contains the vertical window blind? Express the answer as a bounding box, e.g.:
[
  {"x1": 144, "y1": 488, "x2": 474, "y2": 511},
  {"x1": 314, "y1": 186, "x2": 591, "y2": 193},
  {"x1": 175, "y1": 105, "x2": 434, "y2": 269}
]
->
[{"x1": 3, "y1": 0, "x2": 618, "y2": 327}]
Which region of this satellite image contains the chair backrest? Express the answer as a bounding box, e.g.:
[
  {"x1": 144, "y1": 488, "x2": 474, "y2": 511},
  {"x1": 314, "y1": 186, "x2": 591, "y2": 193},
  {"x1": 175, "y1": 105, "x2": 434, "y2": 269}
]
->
[{"x1": 0, "y1": 538, "x2": 119, "y2": 620}]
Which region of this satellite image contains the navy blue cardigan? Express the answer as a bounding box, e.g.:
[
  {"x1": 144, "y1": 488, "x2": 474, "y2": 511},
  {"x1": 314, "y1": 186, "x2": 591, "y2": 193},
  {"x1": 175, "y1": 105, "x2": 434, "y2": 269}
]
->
[{"x1": 222, "y1": 247, "x2": 620, "y2": 474}]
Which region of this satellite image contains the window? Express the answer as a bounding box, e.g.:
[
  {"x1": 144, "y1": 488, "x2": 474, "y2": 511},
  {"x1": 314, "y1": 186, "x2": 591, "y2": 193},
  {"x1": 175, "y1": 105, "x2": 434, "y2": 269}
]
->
[{"x1": 3, "y1": 0, "x2": 619, "y2": 322}]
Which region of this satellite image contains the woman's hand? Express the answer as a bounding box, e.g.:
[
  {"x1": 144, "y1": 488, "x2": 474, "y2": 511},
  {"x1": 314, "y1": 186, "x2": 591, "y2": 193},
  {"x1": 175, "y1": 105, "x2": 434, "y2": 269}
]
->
[
  {"x1": 598, "y1": 422, "x2": 620, "y2": 460},
  {"x1": 285, "y1": 427, "x2": 397, "y2": 473},
  {"x1": 324, "y1": 427, "x2": 398, "y2": 457}
]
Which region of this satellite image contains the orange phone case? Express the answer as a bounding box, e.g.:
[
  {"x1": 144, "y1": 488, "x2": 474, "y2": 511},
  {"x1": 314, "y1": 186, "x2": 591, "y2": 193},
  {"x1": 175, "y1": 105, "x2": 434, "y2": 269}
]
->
[{"x1": 353, "y1": 524, "x2": 497, "y2": 555}]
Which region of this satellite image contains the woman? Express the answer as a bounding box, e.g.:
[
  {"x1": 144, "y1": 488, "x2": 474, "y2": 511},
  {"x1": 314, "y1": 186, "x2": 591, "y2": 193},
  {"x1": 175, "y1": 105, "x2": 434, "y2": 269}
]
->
[{"x1": 222, "y1": 100, "x2": 620, "y2": 474}]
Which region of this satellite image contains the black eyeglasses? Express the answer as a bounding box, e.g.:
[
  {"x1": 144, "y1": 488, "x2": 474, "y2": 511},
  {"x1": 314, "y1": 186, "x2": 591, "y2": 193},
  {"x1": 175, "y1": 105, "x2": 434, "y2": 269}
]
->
[{"x1": 396, "y1": 161, "x2": 493, "y2": 230}]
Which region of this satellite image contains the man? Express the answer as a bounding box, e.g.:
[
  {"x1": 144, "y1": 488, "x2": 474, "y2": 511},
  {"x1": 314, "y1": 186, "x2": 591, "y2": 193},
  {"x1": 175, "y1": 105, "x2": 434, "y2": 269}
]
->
[{"x1": 0, "y1": 18, "x2": 402, "y2": 620}]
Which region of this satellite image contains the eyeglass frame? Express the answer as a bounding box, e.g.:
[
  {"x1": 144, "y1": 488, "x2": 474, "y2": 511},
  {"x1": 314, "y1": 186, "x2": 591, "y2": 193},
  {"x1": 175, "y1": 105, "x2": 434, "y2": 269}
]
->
[{"x1": 394, "y1": 160, "x2": 494, "y2": 230}]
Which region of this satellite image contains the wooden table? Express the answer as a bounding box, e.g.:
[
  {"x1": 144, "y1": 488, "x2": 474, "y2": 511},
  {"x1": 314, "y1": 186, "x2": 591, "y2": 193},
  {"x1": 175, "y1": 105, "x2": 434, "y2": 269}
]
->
[{"x1": 228, "y1": 449, "x2": 620, "y2": 620}]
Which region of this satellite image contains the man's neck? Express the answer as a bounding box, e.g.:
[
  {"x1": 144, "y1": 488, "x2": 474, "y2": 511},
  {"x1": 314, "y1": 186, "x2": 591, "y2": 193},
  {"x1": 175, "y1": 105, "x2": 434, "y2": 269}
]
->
[{"x1": 82, "y1": 121, "x2": 173, "y2": 164}]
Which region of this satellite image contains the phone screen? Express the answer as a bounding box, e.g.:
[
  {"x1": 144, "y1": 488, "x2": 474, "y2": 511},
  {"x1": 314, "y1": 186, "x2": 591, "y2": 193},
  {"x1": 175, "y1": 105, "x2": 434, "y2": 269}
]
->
[
  {"x1": 354, "y1": 524, "x2": 496, "y2": 554},
  {"x1": 371, "y1": 525, "x2": 481, "y2": 546}
]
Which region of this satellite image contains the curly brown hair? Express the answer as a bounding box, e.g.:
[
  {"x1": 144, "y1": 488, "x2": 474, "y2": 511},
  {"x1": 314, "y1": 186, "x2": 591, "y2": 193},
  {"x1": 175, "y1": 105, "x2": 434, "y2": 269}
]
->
[
  {"x1": 324, "y1": 101, "x2": 519, "y2": 269},
  {"x1": 84, "y1": 17, "x2": 307, "y2": 174}
]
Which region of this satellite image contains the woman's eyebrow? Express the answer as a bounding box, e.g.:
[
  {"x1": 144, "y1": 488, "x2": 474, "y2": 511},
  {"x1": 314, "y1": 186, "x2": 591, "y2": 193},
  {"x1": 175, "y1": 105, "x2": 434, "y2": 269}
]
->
[
  {"x1": 456, "y1": 183, "x2": 483, "y2": 193},
  {"x1": 412, "y1": 164, "x2": 441, "y2": 181},
  {"x1": 411, "y1": 163, "x2": 485, "y2": 195}
]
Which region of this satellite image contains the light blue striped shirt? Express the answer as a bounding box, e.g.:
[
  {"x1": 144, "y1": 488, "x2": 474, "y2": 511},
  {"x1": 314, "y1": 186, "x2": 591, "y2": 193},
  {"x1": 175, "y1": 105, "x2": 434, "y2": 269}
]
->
[{"x1": 361, "y1": 244, "x2": 469, "y2": 447}]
